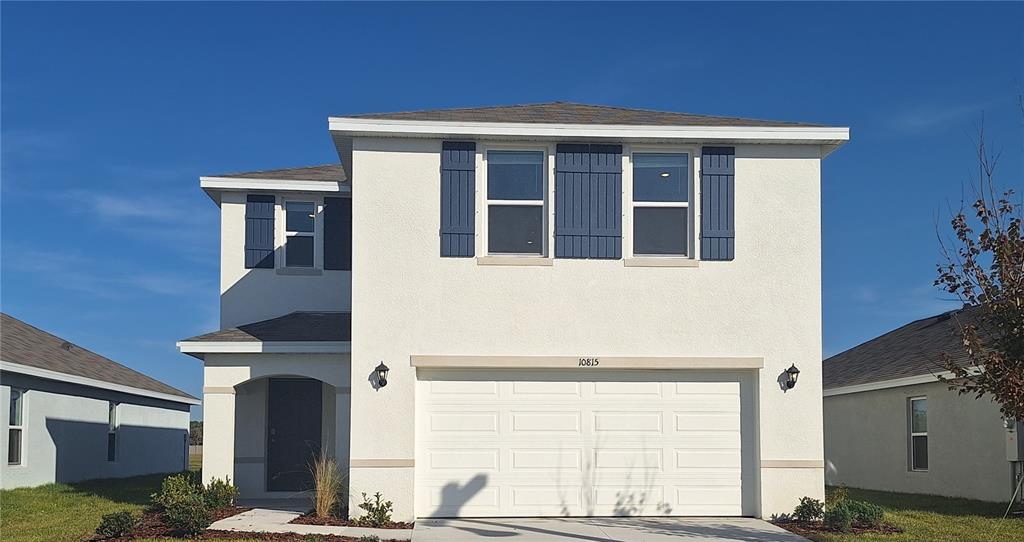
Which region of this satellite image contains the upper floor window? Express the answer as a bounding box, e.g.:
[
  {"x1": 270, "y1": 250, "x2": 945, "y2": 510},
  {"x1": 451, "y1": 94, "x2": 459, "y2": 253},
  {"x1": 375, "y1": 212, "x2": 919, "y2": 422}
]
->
[
  {"x1": 486, "y1": 150, "x2": 545, "y2": 255},
  {"x1": 909, "y1": 397, "x2": 927, "y2": 471},
  {"x1": 285, "y1": 201, "x2": 316, "y2": 267},
  {"x1": 8, "y1": 388, "x2": 24, "y2": 465},
  {"x1": 107, "y1": 401, "x2": 118, "y2": 462},
  {"x1": 632, "y1": 153, "x2": 690, "y2": 256}
]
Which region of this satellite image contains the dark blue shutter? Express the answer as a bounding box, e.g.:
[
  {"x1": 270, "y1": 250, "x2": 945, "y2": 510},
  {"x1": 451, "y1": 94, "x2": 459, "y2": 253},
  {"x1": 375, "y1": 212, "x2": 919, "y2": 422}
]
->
[
  {"x1": 440, "y1": 142, "x2": 475, "y2": 257},
  {"x1": 324, "y1": 196, "x2": 351, "y2": 270},
  {"x1": 245, "y1": 195, "x2": 275, "y2": 268},
  {"x1": 701, "y1": 147, "x2": 735, "y2": 260},
  {"x1": 556, "y1": 144, "x2": 621, "y2": 259}
]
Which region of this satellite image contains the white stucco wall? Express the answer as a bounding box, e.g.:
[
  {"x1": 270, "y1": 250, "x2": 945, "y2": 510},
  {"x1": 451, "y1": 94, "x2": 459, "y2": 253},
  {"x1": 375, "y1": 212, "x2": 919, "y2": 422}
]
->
[
  {"x1": 219, "y1": 191, "x2": 351, "y2": 328},
  {"x1": 348, "y1": 137, "x2": 826, "y2": 519},
  {"x1": 0, "y1": 377, "x2": 190, "y2": 489},
  {"x1": 824, "y1": 381, "x2": 1011, "y2": 502}
]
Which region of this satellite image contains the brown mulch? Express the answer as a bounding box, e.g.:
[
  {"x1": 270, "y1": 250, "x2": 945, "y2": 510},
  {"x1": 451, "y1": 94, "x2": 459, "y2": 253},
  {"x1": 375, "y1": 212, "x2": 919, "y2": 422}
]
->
[
  {"x1": 95, "y1": 506, "x2": 251, "y2": 541},
  {"x1": 774, "y1": 519, "x2": 903, "y2": 537},
  {"x1": 290, "y1": 511, "x2": 414, "y2": 529},
  {"x1": 203, "y1": 531, "x2": 407, "y2": 541}
]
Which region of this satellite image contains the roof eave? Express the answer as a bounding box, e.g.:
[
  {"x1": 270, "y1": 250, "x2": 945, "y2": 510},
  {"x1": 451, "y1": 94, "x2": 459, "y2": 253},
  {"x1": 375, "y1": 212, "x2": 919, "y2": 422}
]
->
[
  {"x1": 199, "y1": 176, "x2": 350, "y2": 204},
  {"x1": 176, "y1": 340, "x2": 352, "y2": 356},
  {"x1": 0, "y1": 359, "x2": 200, "y2": 405}
]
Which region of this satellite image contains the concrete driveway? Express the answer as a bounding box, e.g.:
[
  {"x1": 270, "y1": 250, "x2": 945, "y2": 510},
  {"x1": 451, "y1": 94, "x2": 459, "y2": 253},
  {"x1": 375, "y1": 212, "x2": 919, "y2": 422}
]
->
[{"x1": 412, "y1": 517, "x2": 810, "y2": 541}]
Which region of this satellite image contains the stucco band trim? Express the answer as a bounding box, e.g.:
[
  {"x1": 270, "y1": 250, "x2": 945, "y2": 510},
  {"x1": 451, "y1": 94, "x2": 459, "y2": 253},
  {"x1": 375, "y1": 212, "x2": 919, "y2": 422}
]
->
[
  {"x1": 203, "y1": 386, "x2": 236, "y2": 395},
  {"x1": 761, "y1": 460, "x2": 824, "y2": 469},
  {"x1": 350, "y1": 459, "x2": 415, "y2": 468},
  {"x1": 410, "y1": 355, "x2": 763, "y2": 370}
]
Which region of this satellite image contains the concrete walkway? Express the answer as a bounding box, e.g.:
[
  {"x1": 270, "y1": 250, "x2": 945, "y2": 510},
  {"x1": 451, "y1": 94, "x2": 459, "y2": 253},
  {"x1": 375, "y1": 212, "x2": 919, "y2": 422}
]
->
[
  {"x1": 412, "y1": 517, "x2": 810, "y2": 542},
  {"x1": 209, "y1": 506, "x2": 413, "y2": 540}
]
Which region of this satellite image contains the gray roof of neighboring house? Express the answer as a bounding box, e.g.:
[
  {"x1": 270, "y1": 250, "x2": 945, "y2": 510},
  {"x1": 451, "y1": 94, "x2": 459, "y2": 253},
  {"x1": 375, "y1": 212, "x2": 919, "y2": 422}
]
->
[
  {"x1": 823, "y1": 306, "x2": 979, "y2": 389},
  {"x1": 0, "y1": 313, "x2": 196, "y2": 401},
  {"x1": 182, "y1": 312, "x2": 351, "y2": 343},
  {"x1": 214, "y1": 164, "x2": 347, "y2": 183},
  {"x1": 343, "y1": 101, "x2": 825, "y2": 128}
]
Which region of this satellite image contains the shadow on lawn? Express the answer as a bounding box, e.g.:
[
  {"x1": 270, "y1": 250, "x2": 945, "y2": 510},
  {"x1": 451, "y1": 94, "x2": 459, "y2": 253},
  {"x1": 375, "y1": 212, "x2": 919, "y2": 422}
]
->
[
  {"x1": 834, "y1": 486, "x2": 1019, "y2": 518},
  {"x1": 69, "y1": 473, "x2": 167, "y2": 507}
]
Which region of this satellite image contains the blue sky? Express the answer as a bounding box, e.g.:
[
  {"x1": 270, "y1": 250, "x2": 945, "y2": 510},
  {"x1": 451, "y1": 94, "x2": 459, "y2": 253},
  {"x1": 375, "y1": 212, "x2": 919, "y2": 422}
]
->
[{"x1": 2, "y1": 2, "x2": 1022, "y2": 419}]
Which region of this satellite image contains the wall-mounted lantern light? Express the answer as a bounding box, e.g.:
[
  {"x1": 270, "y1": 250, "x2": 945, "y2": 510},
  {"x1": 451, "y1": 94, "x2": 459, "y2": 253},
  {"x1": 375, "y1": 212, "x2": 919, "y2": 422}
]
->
[
  {"x1": 375, "y1": 362, "x2": 390, "y2": 388},
  {"x1": 784, "y1": 364, "x2": 801, "y2": 389}
]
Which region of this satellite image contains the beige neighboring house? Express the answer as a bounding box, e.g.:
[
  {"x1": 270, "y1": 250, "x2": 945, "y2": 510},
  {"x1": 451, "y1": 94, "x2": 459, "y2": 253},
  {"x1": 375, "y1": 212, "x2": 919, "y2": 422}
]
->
[{"x1": 823, "y1": 306, "x2": 1023, "y2": 503}]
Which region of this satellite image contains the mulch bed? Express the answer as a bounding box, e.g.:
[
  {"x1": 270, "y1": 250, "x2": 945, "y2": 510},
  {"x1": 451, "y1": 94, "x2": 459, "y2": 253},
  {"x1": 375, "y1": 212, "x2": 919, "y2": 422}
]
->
[
  {"x1": 95, "y1": 506, "x2": 251, "y2": 541},
  {"x1": 290, "y1": 511, "x2": 414, "y2": 529},
  {"x1": 774, "y1": 519, "x2": 903, "y2": 538},
  {"x1": 204, "y1": 531, "x2": 407, "y2": 541}
]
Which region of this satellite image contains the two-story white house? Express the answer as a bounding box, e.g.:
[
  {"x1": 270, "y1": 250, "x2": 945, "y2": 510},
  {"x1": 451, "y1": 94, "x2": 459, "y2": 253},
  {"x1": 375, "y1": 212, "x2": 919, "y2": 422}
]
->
[{"x1": 178, "y1": 102, "x2": 849, "y2": 521}]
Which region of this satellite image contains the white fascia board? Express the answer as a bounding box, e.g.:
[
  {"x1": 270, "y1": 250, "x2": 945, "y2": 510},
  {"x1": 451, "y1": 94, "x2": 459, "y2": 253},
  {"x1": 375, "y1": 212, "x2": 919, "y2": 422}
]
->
[
  {"x1": 328, "y1": 117, "x2": 851, "y2": 147},
  {"x1": 176, "y1": 341, "x2": 351, "y2": 355},
  {"x1": 200, "y1": 177, "x2": 350, "y2": 194},
  {"x1": 823, "y1": 371, "x2": 959, "y2": 397},
  {"x1": 0, "y1": 360, "x2": 200, "y2": 405}
]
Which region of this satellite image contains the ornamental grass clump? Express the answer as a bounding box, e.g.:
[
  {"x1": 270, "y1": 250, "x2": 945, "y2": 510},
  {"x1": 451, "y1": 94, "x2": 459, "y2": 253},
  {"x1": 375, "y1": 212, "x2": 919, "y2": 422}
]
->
[{"x1": 310, "y1": 453, "x2": 345, "y2": 518}]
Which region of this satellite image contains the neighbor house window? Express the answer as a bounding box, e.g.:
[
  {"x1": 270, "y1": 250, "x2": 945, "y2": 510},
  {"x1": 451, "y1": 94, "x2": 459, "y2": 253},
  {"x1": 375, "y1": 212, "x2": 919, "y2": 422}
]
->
[
  {"x1": 284, "y1": 201, "x2": 316, "y2": 267},
  {"x1": 107, "y1": 401, "x2": 118, "y2": 462},
  {"x1": 8, "y1": 389, "x2": 24, "y2": 465},
  {"x1": 909, "y1": 397, "x2": 927, "y2": 471},
  {"x1": 486, "y1": 150, "x2": 545, "y2": 255},
  {"x1": 632, "y1": 153, "x2": 690, "y2": 256}
]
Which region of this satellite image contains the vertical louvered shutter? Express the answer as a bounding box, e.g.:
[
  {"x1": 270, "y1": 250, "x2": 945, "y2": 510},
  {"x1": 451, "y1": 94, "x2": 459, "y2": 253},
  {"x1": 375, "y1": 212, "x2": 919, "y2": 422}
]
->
[
  {"x1": 245, "y1": 195, "x2": 275, "y2": 268},
  {"x1": 440, "y1": 142, "x2": 476, "y2": 257},
  {"x1": 324, "y1": 196, "x2": 351, "y2": 270},
  {"x1": 556, "y1": 144, "x2": 621, "y2": 259},
  {"x1": 701, "y1": 147, "x2": 735, "y2": 260}
]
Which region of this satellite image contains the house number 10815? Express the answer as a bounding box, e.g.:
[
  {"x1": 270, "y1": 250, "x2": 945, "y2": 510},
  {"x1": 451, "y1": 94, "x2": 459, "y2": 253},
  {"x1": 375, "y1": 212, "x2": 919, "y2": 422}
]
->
[{"x1": 578, "y1": 357, "x2": 600, "y2": 367}]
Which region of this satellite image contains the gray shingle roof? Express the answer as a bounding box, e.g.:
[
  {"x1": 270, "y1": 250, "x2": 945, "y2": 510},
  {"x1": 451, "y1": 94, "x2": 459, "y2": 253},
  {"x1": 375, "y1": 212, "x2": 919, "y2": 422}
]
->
[
  {"x1": 182, "y1": 312, "x2": 351, "y2": 343},
  {"x1": 344, "y1": 102, "x2": 824, "y2": 128},
  {"x1": 823, "y1": 306, "x2": 979, "y2": 389},
  {"x1": 0, "y1": 313, "x2": 196, "y2": 401},
  {"x1": 215, "y1": 164, "x2": 347, "y2": 183}
]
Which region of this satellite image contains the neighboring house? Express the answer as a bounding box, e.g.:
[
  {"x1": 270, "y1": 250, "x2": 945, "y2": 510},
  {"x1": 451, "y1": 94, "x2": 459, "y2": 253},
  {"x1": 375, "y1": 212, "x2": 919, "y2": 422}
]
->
[
  {"x1": 1, "y1": 313, "x2": 198, "y2": 489},
  {"x1": 177, "y1": 102, "x2": 850, "y2": 519},
  {"x1": 823, "y1": 306, "x2": 1022, "y2": 503}
]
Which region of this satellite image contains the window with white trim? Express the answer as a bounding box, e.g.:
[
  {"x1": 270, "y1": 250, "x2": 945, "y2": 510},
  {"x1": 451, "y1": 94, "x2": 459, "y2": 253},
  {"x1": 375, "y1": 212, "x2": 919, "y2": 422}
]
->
[
  {"x1": 909, "y1": 397, "x2": 927, "y2": 471},
  {"x1": 8, "y1": 388, "x2": 24, "y2": 465},
  {"x1": 485, "y1": 150, "x2": 545, "y2": 255},
  {"x1": 631, "y1": 153, "x2": 691, "y2": 256},
  {"x1": 284, "y1": 201, "x2": 316, "y2": 267},
  {"x1": 107, "y1": 401, "x2": 118, "y2": 462}
]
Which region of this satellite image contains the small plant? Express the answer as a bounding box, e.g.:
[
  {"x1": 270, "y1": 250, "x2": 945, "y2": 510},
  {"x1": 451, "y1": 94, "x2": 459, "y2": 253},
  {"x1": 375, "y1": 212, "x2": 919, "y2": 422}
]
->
[
  {"x1": 357, "y1": 536, "x2": 381, "y2": 542},
  {"x1": 824, "y1": 501, "x2": 853, "y2": 533},
  {"x1": 95, "y1": 510, "x2": 139, "y2": 538},
  {"x1": 354, "y1": 491, "x2": 393, "y2": 527},
  {"x1": 847, "y1": 499, "x2": 885, "y2": 528},
  {"x1": 204, "y1": 476, "x2": 239, "y2": 510},
  {"x1": 825, "y1": 485, "x2": 848, "y2": 511},
  {"x1": 153, "y1": 471, "x2": 204, "y2": 509},
  {"x1": 164, "y1": 493, "x2": 213, "y2": 538},
  {"x1": 793, "y1": 496, "x2": 824, "y2": 522},
  {"x1": 310, "y1": 453, "x2": 345, "y2": 518}
]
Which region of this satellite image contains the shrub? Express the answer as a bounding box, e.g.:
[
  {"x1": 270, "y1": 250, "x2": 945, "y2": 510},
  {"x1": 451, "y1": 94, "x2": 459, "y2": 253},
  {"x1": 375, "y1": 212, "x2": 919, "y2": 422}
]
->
[
  {"x1": 847, "y1": 499, "x2": 885, "y2": 528},
  {"x1": 354, "y1": 492, "x2": 393, "y2": 528},
  {"x1": 825, "y1": 485, "x2": 848, "y2": 511},
  {"x1": 824, "y1": 501, "x2": 853, "y2": 533},
  {"x1": 204, "y1": 476, "x2": 239, "y2": 510},
  {"x1": 357, "y1": 536, "x2": 381, "y2": 542},
  {"x1": 153, "y1": 471, "x2": 203, "y2": 509},
  {"x1": 793, "y1": 496, "x2": 824, "y2": 522},
  {"x1": 95, "y1": 510, "x2": 139, "y2": 538},
  {"x1": 310, "y1": 454, "x2": 345, "y2": 518},
  {"x1": 164, "y1": 493, "x2": 213, "y2": 538}
]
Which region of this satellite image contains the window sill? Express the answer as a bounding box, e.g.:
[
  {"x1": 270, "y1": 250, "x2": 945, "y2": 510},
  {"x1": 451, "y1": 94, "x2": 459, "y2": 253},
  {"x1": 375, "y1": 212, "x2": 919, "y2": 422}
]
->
[
  {"x1": 276, "y1": 267, "x2": 324, "y2": 276},
  {"x1": 477, "y1": 256, "x2": 553, "y2": 267},
  {"x1": 624, "y1": 257, "x2": 698, "y2": 268}
]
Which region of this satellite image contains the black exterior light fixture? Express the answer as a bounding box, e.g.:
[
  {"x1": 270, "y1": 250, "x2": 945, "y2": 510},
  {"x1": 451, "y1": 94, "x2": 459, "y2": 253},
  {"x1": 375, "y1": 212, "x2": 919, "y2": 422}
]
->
[
  {"x1": 375, "y1": 362, "x2": 390, "y2": 388},
  {"x1": 784, "y1": 364, "x2": 801, "y2": 389}
]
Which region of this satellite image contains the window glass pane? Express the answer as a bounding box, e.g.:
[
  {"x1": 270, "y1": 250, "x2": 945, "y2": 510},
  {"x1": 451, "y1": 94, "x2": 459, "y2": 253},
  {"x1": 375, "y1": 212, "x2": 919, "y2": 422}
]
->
[
  {"x1": 8, "y1": 429, "x2": 21, "y2": 464},
  {"x1": 286, "y1": 202, "x2": 315, "y2": 233},
  {"x1": 107, "y1": 432, "x2": 116, "y2": 462},
  {"x1": 488, "y1": 205, "x2": 543, "y2": 254},
  {"x1": 633, "y1": 207, "x2": 688, "y2": 255},
  {"x1": 633, "y1": 153, "x2": 688, "y2": 202},
  {"x1": 108, "y1": 402, "x2": 116, "y2": 431},
  {"x1": 9, "y1": 390, "x2": 22, "y2": 426},
  {"x1": 911, "y1": 399, "x2": 927, "y2": 433},
  {"x1": 286, "y1": 236, "x2": 314, "y2": 267},
  {"x1": 912, "y1": 435, "x2": 928, "y2": 470},
  {"x1": 487, "y1": 151, "x2": 544, "y2": 200}
]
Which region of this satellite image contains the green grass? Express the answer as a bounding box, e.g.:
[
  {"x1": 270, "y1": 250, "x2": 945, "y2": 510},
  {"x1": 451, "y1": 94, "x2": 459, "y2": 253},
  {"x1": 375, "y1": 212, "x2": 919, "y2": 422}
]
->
[
  {"x1": 800, "y1": 487, "x2": 1024, "y2": 542},
  {"x1": 0, "y1": 474, "x2": 163, "y2": 542}
]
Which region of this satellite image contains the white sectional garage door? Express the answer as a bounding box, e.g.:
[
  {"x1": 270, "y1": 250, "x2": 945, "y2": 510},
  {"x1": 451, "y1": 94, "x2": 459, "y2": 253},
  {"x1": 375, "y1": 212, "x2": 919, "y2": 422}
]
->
[{"x1": 415, "y1": 370, "x2": 745, "y2": 517}]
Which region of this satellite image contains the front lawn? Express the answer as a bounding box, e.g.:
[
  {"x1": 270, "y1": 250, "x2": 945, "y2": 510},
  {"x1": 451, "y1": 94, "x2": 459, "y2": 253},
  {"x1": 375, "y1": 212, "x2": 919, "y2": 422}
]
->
[{"x1": 794, "y1": 487, "x2": 1023, "y2": 542}]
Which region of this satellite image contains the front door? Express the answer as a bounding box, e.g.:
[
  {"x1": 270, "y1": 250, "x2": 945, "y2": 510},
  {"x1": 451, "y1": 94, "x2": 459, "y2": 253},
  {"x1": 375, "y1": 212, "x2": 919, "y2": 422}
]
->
[{"x1": 267, "y1": 378, "x2": 323, "y2": 492}]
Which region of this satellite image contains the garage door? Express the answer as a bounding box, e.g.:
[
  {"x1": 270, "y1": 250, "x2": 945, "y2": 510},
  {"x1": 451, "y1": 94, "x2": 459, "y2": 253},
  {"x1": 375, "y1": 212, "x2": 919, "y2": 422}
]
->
[{"x1": 416, "y1": 370, "x2": 746, "y2": 517}]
